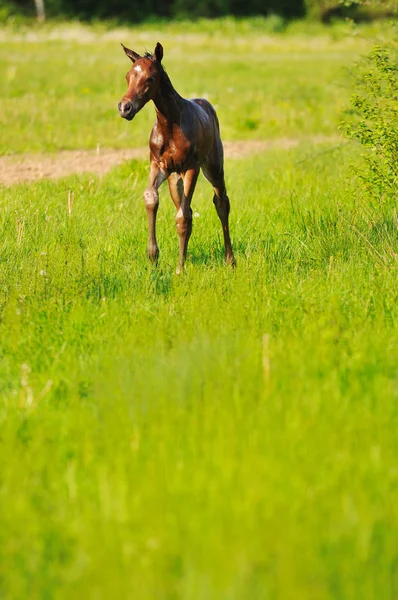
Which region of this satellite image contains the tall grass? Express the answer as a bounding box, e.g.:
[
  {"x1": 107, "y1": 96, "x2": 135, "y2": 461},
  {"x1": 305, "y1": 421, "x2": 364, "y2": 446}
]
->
[{"x1": 1, "y1": 140, "x2": 397, "y2": 598}]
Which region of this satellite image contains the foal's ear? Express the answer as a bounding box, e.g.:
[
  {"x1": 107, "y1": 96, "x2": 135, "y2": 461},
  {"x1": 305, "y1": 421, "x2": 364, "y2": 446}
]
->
[
  {"x1": 154, "y1": 42, "x2": 163, "y2": 63},
  {"x1": 121, "y1": 43, "x2": 141, "y2": 63}
]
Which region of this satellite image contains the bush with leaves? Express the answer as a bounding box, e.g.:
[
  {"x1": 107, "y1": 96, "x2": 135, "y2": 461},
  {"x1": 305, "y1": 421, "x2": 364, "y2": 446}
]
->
[
  {"x1": 304, "y1": 0, "x2": 396, "y2": 21},
  {"x1": 341, "y1": 43, "x2": 398, "y2": 210}
]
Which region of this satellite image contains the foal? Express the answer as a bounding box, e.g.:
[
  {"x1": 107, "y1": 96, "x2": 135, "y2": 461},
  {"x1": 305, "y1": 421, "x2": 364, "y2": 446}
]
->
[{"x1": 118, "y1": 42, "x2": 235, "y2": 273}]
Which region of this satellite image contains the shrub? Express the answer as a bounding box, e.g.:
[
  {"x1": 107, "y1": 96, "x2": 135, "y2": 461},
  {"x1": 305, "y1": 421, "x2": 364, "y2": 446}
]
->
[
  {"x1": 341, "y1": 43, "x2": 398, "y2": 209},
  {"x1": 305, "y1": 0, "x2": 396, "y2": 21}
]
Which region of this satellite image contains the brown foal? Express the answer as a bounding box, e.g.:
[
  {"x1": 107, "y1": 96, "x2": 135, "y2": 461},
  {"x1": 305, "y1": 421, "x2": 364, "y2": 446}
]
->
[{"x1": 118, "y1": 42, "x2": 235, "y2": 274}]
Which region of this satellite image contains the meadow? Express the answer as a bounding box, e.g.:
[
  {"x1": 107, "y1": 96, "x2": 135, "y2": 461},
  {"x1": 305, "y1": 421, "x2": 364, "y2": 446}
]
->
[{"x1": 0, "y1": 18, "x2": 398, "y2": 599}]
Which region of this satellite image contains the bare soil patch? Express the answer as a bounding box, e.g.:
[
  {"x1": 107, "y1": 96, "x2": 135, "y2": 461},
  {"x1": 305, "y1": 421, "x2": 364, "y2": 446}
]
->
[
  {"x1": 0, "y1": 148, "x2": 147, "y2": 186},
  {"x1": 0, "y1": 137, "x2": 340, "y2": 186}
]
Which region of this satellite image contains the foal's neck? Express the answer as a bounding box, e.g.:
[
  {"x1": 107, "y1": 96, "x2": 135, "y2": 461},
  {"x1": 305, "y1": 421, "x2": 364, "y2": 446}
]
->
[{"x1": 153, "y1": 68, "x2": 184, "y2": 126}]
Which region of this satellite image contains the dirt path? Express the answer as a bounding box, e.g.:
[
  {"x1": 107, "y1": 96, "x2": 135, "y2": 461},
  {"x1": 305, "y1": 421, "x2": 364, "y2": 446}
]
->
[{"x1": 0, "y1": 136, "x2": 340, "y2": 186}]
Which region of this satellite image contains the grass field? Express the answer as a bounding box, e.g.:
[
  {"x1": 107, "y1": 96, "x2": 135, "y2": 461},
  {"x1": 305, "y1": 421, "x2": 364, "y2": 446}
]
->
[
  {"x1": 1, "y1": 18, "x2": 398, "y2": 600},
  {"x1": 0, "y1": 18, "x2": 384, "y2": 155}
]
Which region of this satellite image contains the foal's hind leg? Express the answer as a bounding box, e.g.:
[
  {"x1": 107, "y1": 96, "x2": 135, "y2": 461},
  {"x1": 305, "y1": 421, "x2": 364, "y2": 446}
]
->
[
  {"x1": 168, "y1": 172, "x2": 183, "y2": 211},
  {"x1": 168, "y1": 173, "x2": 185, "y2": 274},
  {"x1": 202, "y1": 164, "x2": 235, "y2": 266},
  {"x1": 213, "y1": 185, "x2": 235, "y2": 266},
  {"x1": 169, "y1": 168, "x2": 199, "y2": 274}
]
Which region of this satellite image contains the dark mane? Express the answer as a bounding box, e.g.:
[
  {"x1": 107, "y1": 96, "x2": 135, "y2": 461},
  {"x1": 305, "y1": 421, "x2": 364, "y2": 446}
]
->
[{"x1": 144, "y1": 51, "x2": 167, "y2": 75}]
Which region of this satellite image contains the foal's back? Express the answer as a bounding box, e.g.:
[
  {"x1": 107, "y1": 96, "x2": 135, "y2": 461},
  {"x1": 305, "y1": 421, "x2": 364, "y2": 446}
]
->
[{"x1": 184, "y1": 98, "x2": 222, "y2": 164}]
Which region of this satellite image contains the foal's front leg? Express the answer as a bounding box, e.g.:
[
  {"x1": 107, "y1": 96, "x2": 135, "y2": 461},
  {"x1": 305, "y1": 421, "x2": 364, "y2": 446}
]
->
[
  {"x1": 143, "y1": 162, "x2": 167, "y2": 262},
  {"x1": 175, "y1": 167, "x2": 199, "y2": 275}
]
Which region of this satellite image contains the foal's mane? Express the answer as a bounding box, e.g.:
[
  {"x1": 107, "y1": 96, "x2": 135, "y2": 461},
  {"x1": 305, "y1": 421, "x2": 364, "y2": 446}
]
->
[
  {"x1": 144, "y1": 51, "x2": 166, "y2": 73},
  {"x1": 143, "y1": 52, "x2": 176, "y2": 95}
]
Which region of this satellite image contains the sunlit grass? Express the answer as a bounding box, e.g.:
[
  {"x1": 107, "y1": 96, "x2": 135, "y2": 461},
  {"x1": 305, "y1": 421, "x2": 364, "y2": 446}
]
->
[
  {"x1": 1, "y1": 18, "x2": 398, "y2": 599},
  {"x1": 0, "y1": 19, "x2": 384, "y2": 155},
  {"x1": 1, "y1": 139, "x2": 397, "y2": 598}
]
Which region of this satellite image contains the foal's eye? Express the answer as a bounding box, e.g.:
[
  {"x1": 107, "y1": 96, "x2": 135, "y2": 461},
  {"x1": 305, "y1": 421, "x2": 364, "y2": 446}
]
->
[{"x1": 147, "y1": 76, "x2": 155, "y2": 83}]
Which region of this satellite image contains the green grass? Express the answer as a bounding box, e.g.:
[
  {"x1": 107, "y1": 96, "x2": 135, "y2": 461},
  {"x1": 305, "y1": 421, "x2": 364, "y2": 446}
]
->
[
  {"x1": 1, "y1": 19, "x2": 398, "y2": 600},
  {"x1": 0, "y1": 19, "x2": 382, "y2": 155},
  {"x1": 1, "y1": 143, "x2": 398, "y2": 598}
]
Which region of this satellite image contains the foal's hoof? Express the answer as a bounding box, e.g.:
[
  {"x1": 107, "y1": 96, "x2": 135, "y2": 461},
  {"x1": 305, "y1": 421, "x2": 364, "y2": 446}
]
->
[
  {"x1": 175, "y1": 264, "x2": 183, "y2": 276},
  {"x1": 227, "y1": 255, "x2": 236, "y2": 268},
  {"x1": 147, "y1": 246, "x2": 159, "y2": 264}
]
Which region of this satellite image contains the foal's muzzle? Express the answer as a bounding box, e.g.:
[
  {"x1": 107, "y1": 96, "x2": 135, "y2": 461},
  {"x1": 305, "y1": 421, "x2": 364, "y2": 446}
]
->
[{"x1": 118, "y1": 100, "x2": 136, "y2": 121}]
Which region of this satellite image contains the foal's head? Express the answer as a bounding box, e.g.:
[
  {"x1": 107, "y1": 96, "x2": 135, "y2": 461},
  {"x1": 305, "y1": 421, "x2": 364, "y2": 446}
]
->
[{"x1": 118, "y1": 42, "x2": 163, "y2": 121}]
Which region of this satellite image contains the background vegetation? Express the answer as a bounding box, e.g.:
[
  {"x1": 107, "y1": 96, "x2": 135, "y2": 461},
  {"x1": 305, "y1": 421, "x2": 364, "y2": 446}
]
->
[
  {"x1": 0, "y1": 20, "x2": 370, "y2": 155},
  {"x1": 0, "y1": 16, "x2": 397, "y2": 600},
  {"x1": 1, "y1": 0, "x2": 396, "y2": 22},
  {"x1": 341, "y1": 41, "x2": 398, "y2": 210}
]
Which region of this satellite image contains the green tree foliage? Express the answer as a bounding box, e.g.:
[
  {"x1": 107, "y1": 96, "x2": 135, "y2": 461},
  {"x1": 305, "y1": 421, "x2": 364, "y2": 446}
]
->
[
  {"x1": 170, "y1": 0, "x2": 305, "y2": 19},
  {"x1": 4, "y1": 0, "x2": 397, "y2": 21},
  {"x1": 3, "y1": 0, "x2": 306, "y2": 21},
  {"x1": 305, "y1": 0, "x2": 396, "y2": 21},
  {"x1": 341, "y1": 44, "x2": 398, "y2": 208}
]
